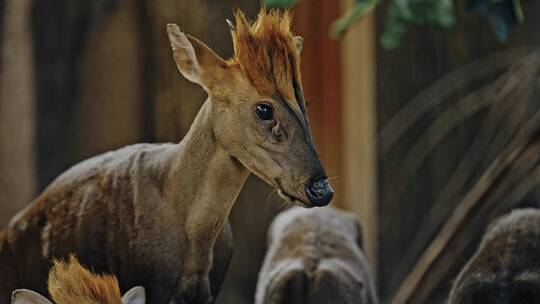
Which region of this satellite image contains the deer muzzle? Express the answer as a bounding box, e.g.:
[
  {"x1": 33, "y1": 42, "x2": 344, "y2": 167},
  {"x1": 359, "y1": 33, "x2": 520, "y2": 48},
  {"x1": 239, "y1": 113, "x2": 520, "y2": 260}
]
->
[{"x1": 304, "y1": 178, "x2": 333, "y2": 207}]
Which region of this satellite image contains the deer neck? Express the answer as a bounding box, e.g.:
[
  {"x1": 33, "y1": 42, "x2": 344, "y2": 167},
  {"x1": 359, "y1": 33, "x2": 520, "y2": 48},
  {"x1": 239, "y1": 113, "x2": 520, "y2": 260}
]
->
[{"x1": 163, "y1": 98, "x2": 249, "y2": 238}]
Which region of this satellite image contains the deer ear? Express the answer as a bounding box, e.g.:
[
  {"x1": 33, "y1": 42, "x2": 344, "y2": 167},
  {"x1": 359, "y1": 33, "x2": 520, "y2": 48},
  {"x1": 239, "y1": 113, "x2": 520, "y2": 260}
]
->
[
  {"x1": 121, "y1": 286, "x2": 145, "y2": 304},
  {"x1": 11, "y1": 290, "x2": 53, "y2": 304},
  {"x1": 166, "y1": 23, "x2": 227, "y2": 89},
  {"x1": 293, "y1": 36, "x2": 303, "y2": 56}
]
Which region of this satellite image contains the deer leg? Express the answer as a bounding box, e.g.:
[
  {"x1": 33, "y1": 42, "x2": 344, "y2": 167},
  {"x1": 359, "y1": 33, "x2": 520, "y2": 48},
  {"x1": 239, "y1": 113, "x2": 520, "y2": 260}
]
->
[
  {"x1": 173, "y1": 240, "x2": 214, "y2": 304},
  {"x1": 172, "y1": 221, "x2": 233, "y2": 304},
  {"x1": 208, "y1": 221, "x2": 234, "y2": 302}
]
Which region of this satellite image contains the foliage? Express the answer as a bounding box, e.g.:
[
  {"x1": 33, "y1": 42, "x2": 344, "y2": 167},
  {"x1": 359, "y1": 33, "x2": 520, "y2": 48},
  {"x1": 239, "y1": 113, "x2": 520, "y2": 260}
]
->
[
  {"x1": 380, "y1": 0, "x2": 456, "y2": 49},
  {"x1": 261, "y1": 0, "x2": 524, "y2": 49},
  {"x1": 329, "y1": 0, "x2": 380, "y2": 39},
  {"x1": 263, "y1": 0, "x2": 300, "y2": 8},
  {"x1": 467, "y1": 0, "x2": 524, "y2": 41}
]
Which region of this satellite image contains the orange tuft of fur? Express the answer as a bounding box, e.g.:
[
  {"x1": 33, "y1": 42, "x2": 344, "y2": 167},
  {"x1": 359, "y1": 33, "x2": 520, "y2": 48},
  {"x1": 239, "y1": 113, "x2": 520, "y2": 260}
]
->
[
  {"x1": 47, "y1": 255, "x2": 122, "y2": 304},
  {"x1": 230, "y1": 9, "x2": 301, "y2": 102}
]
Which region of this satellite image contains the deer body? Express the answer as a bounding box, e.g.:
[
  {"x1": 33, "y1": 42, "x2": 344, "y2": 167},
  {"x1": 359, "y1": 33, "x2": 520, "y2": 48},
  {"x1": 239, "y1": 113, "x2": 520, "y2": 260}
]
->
[
  {"x1": 1, "y1": 101, "x2": 240, "y2": 304},
  {"x1": 0, "y1": 9, "x2": 332, "y2": 304}
]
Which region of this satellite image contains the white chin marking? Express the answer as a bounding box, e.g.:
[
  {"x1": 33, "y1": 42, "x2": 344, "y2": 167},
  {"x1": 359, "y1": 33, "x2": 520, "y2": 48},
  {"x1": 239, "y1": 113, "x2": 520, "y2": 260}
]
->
[{"x1": 277, "y1": 190, "x2": 291, "y2": 203}]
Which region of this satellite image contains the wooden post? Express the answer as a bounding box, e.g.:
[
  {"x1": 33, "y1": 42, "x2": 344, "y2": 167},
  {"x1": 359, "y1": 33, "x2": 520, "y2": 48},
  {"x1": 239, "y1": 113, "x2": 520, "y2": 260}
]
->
[
  {"x1": 0, "y1": 0, "x2": 36, "y2": 226},
  {"x1": 339, "y1": 2, "x2": 379, "y2": 270}
]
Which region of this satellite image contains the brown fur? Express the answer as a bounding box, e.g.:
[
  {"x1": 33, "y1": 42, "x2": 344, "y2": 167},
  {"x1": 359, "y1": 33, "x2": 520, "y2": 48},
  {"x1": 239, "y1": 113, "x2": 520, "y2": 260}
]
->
[
  {"x1": 230, "y1": 10, "x2": 303, "y2": 114},
  {"x1": 449, "y1": 208, "x2": 540, "y2": 304},
  {"x1": 48, "y1": 256, "x2": 122, "y2": 304}
]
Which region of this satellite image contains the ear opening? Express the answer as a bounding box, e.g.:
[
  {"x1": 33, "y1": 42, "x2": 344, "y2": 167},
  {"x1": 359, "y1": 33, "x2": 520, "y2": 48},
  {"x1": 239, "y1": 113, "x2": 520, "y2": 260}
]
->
[
  {"x1": 11, "y1": 290, "x2": 53, "y2": 304},
  {"x1": 166, "y1": 23, "x2": 228, "y2": 90},
  {"x1": 122, "y1": 286, "x2": 146, "y2": 304}
]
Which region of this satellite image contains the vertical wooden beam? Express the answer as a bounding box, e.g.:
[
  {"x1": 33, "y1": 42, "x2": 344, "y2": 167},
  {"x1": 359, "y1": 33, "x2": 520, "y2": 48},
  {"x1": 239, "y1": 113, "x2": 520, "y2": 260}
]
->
[
  {"x1": 340, "y1": 1, "x2": 378, "y2": 269},
  {"x1": 0, "y1": 0, "x2": 36, "y2": 226}
]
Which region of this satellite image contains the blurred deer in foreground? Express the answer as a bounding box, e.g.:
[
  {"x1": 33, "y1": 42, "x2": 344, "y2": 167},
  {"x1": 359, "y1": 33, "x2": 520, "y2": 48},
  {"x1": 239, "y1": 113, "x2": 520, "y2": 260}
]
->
[
  {"x1": 256, "y1": 207, "x2": 378, "y2": 304},
  {"x1": 0, "y1": 9, "x2": 332, "y2": 304},
  {"x1": 11, "y1": 255, "x2": 145, "y2": 304},
  {"x1": 450, "y1": 208, "x2": 540, "y2": 304}
]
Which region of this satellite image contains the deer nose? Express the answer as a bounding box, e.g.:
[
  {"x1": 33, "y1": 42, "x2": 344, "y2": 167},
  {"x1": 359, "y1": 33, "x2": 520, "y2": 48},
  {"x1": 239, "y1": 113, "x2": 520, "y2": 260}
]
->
[{"x1": 304, "y1": 178, "x2": 333, "y2": 207}]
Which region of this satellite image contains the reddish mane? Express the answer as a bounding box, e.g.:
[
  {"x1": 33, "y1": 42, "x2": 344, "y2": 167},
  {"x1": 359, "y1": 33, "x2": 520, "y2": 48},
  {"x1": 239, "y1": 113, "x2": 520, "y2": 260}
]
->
[{"x1": 47, "y1": 256, "x2": 122, "y2": 304}]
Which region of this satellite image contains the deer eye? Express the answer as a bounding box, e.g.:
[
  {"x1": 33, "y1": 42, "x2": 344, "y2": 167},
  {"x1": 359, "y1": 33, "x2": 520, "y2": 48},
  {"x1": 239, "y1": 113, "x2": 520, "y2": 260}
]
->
[{"x1": 255, "y1": 103, "x2": 274, "y2": 121}]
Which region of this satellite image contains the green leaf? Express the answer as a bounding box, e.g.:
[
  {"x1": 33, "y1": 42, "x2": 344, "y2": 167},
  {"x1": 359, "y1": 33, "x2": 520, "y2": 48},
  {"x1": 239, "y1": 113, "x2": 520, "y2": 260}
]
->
[
  {"x1": 262, "y1": 0, "x2": 300, "y2": 9},
  {"x1": 513, "y1": 0, "x2": 524, "y2": 23},
  {"x1": 381, "y1": 0, "x2": 456, "y2": 49},
  {"x1": 381, "y1": 4, "x2": 408, "y2": 49},
  {"x1": 394, "y1": 0, "x2": 456, "y2": 27},
  {"x1": 330, "y1": 0, "x2": 380, "y2": 39}
]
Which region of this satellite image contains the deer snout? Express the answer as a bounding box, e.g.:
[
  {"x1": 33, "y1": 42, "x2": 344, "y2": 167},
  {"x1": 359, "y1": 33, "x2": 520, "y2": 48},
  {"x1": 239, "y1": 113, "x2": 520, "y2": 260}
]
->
[{"x1": 304, "y1": 177, "x2": 333, "y2": 206}]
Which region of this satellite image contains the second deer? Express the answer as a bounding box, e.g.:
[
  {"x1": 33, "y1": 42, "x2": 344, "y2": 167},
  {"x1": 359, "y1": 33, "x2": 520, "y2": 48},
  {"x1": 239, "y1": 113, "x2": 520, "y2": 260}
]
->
[{"x1": 12, "y1": 255, "x2": 145, "y2": 304}]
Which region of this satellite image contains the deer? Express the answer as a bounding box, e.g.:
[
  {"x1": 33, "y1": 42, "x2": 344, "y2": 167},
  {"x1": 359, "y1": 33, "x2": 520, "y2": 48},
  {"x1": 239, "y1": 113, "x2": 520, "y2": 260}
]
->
[
  {"x1": 0, "y1": 8, "x2": 333, "y2": 304},
  {"x1": 449, "y1": 208, "x2": 540, "y2": 304},
  {"x1": 255, "y1": 207, "x2": 378, "y2": 304},
  {"x1": 11, "y1": 255, "x2": 145, "y2": 304}
]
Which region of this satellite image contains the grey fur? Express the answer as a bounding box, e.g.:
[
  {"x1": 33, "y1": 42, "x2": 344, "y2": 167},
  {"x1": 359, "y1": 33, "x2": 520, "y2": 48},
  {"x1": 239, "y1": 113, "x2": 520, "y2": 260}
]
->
[{"x1": 255, "y1": 207, "x2": 378, "y2": 304}]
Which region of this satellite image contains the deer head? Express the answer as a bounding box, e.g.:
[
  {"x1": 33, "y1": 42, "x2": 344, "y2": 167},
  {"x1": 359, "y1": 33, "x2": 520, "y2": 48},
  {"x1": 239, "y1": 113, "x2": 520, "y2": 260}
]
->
[
  {"x1": 11, "y1": 256, "x2": 145, "y2": 304},
  {"x1": 166, "y1": 9, "x2": 333, "y2": 207}
]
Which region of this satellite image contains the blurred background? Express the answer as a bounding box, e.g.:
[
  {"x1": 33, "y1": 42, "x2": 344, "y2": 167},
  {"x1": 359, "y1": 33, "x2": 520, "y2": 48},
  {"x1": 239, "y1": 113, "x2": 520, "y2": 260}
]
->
[{"x1": 1, "y1": 0, "x2": 539, "y2": 303}]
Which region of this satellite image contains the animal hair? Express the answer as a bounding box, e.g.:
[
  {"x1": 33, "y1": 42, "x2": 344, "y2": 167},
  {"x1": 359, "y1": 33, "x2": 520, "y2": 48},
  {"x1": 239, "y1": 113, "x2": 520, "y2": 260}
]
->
[
  {"x1": 449, "y1": 208, "x2": 540, "y2": 304},
  {"x1": 230, "y1": 9, "x2": 301, "y2": 103},
  {"x1": 256, "y1": 207, "x2": 378, "y2": 304},
  {"x1": 47, "y1": 255, "x2": 122, "y2": 304}
]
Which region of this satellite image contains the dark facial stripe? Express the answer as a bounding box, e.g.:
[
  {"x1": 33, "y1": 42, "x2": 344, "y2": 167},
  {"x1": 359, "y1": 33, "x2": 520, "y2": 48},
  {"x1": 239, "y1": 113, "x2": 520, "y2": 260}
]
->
[
  {"x1": 292, "y1": 76, "x2": 309, "y2": 128},
  {"x1": 274, "y1": 92, "x2": 305, "y2": 129},
  {"x1": 288, "y1": 51, "x2": 309, "y2": 125},
  {"x1": 271, "y1": 51, "x2": 317, "y2": 148},
  {"x1": 274, "y1": 91, "x2": 319, "y2": 151}
]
